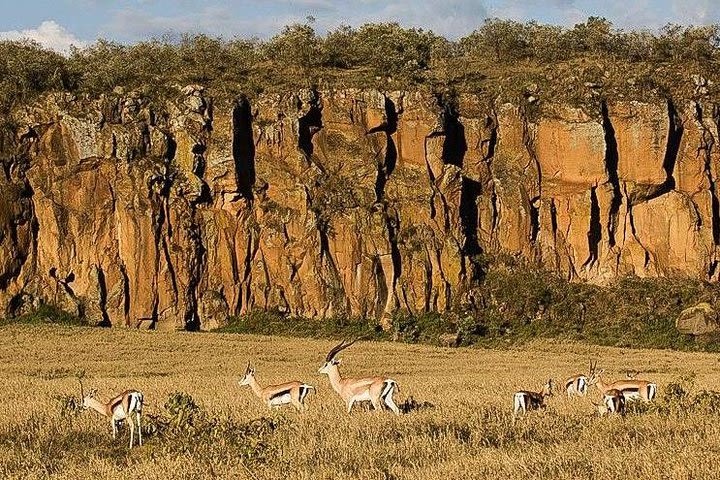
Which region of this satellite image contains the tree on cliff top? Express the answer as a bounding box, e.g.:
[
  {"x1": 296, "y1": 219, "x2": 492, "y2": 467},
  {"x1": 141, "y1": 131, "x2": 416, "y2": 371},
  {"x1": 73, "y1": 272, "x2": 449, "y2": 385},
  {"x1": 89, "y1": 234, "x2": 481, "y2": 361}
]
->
[{"x1": 0, "y1": 39, "x2": 68, "y2": 114}]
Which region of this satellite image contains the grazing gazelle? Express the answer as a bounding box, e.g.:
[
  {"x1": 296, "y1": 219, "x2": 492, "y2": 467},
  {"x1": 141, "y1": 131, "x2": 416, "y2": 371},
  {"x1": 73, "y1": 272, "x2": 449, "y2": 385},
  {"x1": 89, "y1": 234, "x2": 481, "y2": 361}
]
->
[
  {"x1": 564, "y1": 372, "x2": 589, "y2": 397},
  {"x1": 238, "y1": 361, "x2": 315, "y2": 411},
  {"x1": 318, "y1": 338, "x2": 401, "y2": 415},
  {"x1": 513, "y1": 379, "x2": 554, "y2": 418},
  {"x1": 592, "y1": 388, "x2": 626, "y2": 417},
  {"x1": 589, "y1": 361, "x2": 657, "y2": 402},
  {"x1": 79, "y1": 379, "x2": 144, "y2": 448}
]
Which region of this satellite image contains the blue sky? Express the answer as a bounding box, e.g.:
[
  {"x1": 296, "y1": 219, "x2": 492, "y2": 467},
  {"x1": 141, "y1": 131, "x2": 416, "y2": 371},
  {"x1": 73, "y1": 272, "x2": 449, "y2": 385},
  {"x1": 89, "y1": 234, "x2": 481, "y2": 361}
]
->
[{"x1": 0, "y1": 0, "x2": 718, "y2": 54}]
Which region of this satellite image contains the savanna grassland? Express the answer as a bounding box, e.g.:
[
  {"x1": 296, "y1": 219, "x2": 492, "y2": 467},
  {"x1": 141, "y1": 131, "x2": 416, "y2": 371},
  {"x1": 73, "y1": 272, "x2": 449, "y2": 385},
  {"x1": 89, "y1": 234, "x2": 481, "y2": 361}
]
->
[{"x1": 1, "y1": 324, "x2": 720, "y2": 480}]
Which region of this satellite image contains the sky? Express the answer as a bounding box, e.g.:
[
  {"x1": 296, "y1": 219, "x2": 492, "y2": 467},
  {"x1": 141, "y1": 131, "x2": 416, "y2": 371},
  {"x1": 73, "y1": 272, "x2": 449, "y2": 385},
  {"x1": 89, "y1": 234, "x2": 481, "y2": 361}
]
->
[{"x1": 0, "y1": 0, "x2": 717, "y2": 55}]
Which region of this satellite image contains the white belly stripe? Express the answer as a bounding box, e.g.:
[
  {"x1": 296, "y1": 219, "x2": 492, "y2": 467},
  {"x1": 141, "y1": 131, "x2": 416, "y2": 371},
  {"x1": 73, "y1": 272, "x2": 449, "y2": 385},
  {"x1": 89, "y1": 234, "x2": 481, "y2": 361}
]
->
[
  {"x1": 112, "y1": 405, "x2": 127, "y2": 421},
  {"x1": 352, "y1": 391, "x2": 373, "y2": 402},
  {"x1": 269, "y1": 393, "x2": 292, "y2": 406}
]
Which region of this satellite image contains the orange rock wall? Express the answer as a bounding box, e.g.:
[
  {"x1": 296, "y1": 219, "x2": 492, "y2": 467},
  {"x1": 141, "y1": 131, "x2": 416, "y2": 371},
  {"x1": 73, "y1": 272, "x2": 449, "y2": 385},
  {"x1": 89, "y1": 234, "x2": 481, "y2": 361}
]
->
[{"x1": 1, "y1": 89, "x2": 718, "y2": 329}]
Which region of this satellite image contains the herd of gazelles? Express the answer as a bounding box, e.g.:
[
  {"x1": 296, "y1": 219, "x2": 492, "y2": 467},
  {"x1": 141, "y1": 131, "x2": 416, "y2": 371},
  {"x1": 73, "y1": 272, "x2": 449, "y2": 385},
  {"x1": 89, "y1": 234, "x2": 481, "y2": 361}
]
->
[{"x1": 78, "y1": 339, "x2": 658, "y2": 449}]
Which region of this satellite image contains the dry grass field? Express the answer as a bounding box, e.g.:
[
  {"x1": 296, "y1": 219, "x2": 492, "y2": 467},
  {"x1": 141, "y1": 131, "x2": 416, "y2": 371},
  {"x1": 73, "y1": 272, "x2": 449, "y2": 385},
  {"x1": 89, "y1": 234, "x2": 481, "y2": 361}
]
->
[{"x1": 1, "y1": 324, "x2": 720, "y2": 479}]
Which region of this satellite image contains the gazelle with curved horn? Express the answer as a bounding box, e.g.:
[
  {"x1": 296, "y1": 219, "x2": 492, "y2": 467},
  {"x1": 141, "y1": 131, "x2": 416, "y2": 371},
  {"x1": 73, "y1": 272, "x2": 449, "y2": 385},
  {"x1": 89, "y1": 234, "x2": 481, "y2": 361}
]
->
[
  {"x1": 512, "y1": 379, "x2": 554, "y2": 418},
  {"x1": 588, "y1": 360, "x2": 657, "y2": 402},
  {"x1": 238, "y1": 361, "x2": 315, "y2": 411},
  {"x1": 79, "y1": 377, "x2": 144, "y2": 448},
  {"x1": 318, "y1": 338, "x2": 401, "y2": 415}
]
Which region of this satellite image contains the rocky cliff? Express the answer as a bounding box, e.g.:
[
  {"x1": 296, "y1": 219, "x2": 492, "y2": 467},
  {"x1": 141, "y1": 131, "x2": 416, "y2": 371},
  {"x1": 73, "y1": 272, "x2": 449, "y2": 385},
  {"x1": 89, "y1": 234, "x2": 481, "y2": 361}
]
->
[{"x1": 1, "y1": 86, "x2": 719, "y2": 330}]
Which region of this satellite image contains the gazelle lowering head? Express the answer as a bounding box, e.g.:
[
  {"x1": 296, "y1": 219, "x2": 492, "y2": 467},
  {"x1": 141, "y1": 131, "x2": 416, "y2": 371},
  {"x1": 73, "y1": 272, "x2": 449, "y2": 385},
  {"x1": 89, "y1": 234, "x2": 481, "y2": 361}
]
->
[
  {"x1": 238, "y1": 361, "x2": 315, "y2": 412},
  {"x1": 588, "y1": 360, "x2": 657, "y2": 402},
  {"x1": 513, "y1": 379, "x2": 554, "y2": 418},
  {"x1": 79, "y1": 378, "x2": 143, "y2": 448},
  {"x1": 592, "y1": 388, "x2": 626, "y2": 417},
  {"x1": 319, "y1": 338, "x2": 401, "y2": 415}
]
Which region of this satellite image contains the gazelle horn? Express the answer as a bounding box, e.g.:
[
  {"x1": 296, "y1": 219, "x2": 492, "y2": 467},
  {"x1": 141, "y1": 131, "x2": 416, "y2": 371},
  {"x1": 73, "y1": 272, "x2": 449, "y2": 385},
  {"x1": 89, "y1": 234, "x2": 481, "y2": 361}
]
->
[{"x1": 325, "y1": 335, "x2": 368, "y2": 362}]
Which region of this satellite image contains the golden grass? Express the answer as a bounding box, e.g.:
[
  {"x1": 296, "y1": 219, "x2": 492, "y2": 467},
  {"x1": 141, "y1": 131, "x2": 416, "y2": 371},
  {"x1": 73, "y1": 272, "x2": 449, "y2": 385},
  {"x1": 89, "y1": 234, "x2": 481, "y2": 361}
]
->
[{"x1": 1, "y1": 324, "x2": 719, "y2": 479}]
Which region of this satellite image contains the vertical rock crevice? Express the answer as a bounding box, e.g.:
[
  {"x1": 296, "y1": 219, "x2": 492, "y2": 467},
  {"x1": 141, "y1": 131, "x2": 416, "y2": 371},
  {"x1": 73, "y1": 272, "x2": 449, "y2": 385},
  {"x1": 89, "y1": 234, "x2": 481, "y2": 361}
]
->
[
  {"x1": 661, "y1": 99, "x2": 683, "y2": 189},
  {"x1": 695, "y1": 103, "x2": 720, "y2": 245},
  {"x1": 119, "y1": 262, "x2": 131, "y2": 323},
  {"x1": 439, "y1": 97, "x2": 466, "y2": 168},
  {"x1": 459, "y1": 176, "x2": 483, "y2": 281},
  {"x1": 582, "y1": 185, "x2": 602, "y2": 270},
  {"x1": 232, "y1": 95, "x2": 256, "y2": 200},
  {"x1": 520, "y1": 107, "x2": 541, "y2": 246},
  {"x1": 624, "y1": 183, "x2": 652, "y2": 269},
  {"x1": 601, "y1": 101, "x2": 622, "y2": 248},
  {"x1": 184, "y1": 219, "x2": 206, "y2": 331},
  {"x1": 368, "y1": 95, "x2": 401, "y2": 203},
  {"x1": 297, "y1": 88, "x2": 323, "y2": 164},
  {"x1": 484, "y1": 113, "x2": 499, "y2": 238},
  {"x1": 423, "y1": 136, "x2": 438, "y2": 220},
  {"x1": 96, "y1": 266, "x2": 111, "y2": 327}
]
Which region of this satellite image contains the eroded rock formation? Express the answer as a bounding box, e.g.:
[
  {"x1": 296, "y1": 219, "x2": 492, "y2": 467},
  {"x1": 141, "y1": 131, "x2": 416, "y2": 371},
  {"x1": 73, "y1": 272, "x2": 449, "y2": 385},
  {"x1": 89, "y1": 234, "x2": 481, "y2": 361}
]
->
[{"x1": 1, "y1": 87, "x2": 719, "y2": 329}]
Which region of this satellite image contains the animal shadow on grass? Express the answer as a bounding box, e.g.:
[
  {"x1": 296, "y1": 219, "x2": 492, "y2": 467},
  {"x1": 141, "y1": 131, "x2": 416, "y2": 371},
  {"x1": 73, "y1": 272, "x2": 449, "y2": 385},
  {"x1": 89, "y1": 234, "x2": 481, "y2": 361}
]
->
[
  {"x1": 399, "y1": 396, "x2": 435, "y2": 414},
  {"x1": 350, "y1": 396, "x2": 434, "y2": 414}
]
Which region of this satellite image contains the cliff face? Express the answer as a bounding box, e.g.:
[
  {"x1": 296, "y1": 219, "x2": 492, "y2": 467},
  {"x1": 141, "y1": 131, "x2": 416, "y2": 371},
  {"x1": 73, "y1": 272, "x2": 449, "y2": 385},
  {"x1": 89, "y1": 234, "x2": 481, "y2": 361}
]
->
[{"x1": 1, "y1": 87, "x2": 719, "y2": 330}]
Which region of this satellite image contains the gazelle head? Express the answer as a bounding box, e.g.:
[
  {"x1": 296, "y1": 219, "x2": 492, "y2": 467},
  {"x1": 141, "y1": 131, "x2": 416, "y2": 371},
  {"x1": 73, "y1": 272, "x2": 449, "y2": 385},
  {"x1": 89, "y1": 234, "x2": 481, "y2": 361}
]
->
[
  {"x1": 543, "y1": 379, "x2": 555, "y2": 397},
  {"x1": 318, "y1": 337, "x2": 363, "y2": 374},
  {"x1": 238, "y1": 361, "x2": 255, "y2": 386},
  {"x1": 81, "y1": 388, "x2": 98, "y2": 409},
  {"x1": 76, "y1": 372, "x2": 95, "y2": 409},
  {"x1": 587, "y1": 360, "x2": 605, "y2": 386},
  {"x1": 591, "y1": 399, "x2": 610, "y2": 417}
]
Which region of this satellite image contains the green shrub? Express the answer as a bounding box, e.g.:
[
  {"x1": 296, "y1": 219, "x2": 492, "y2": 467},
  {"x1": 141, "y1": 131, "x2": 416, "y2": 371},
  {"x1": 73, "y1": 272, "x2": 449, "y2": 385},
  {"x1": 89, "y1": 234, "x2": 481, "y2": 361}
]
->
[
  {"x1": 3, "y1": 303, "x2": 86, "y2": 327},
  {"x1": 691, "y1": 390, "x2": 720, "y2": 414},
  {"x1": 144, "y1": 392, "x2": 280, "y2": 463}
]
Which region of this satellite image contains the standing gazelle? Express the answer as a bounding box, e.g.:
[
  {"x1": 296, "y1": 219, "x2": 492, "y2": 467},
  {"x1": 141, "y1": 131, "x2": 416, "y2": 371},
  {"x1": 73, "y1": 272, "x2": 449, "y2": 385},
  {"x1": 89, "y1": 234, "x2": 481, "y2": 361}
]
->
[
  {"x1": 79, "y1": 379, "x2": 144, "y2": 448},
  {"x1": 588, "y1": 361, "x2": 657, "y2": 402},
  {"x1": 513, "y1": 379, "x2": 554, "y2": 418},
  {"x1": 318, "y1": 338, "x2": 401, "y2": 415},
  {"x1": 238, "y1": 361, "x2": 315, "y2": 411}
]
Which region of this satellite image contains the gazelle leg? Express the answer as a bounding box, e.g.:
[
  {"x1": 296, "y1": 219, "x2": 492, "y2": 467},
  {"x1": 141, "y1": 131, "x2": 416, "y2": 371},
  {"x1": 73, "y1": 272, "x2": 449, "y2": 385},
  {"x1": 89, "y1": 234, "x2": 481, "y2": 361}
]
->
[
  {"x1": 111, "y1": 419, "x2": 117, "y2": 439},
  {"x1": 127, "y1": 416, "x2": 135, "y2": 448},
  {"x1": 347, "y1": 399, "x2": 355, "y2": 413},
  {"x1": 137, "y1": 413, "x2": 142, "y2": 446},
  {"x1": 384, "y1": 394, "x2": 400, "y2": 416}
]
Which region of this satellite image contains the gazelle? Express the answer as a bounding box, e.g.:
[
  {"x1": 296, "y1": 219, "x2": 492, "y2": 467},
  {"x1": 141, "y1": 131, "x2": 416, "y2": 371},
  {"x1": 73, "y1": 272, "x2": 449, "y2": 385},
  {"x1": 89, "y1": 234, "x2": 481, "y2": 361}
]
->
[
  {"x1": 79, "y1": 379, "x2": 144, "y2": 448},
  {"x1": 588, "y1": 361, "x2": 657, "y2": 402},
  {"x1": 512, "y1": 379, "x2": 554, "y2": 417},
  {"x1": 318, "y1": 338, "x2": 401, "y2": 415},
  {"x1": 564, "y1": 373, "x2": 589, "y2": 397},
  {"x1": 592, "y1": 388, "x2": 626, "y2": 417},
  {"x1": 238, "y1": 361, "x2": 315, "y2": 411}
]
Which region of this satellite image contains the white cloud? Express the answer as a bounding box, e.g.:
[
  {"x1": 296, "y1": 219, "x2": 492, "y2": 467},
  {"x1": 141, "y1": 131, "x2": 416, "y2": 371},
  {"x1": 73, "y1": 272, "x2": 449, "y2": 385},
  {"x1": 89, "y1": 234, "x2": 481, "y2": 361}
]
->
[
  {"x1": 351, "y1": 0, "x2": 489, "y2": 37},
  {"x1": 104, "y1": 6, "x2": 305, "y2": 40},
  {"x1": 0, "y1": 21, "x2": 86, "y2": 55},
  {"x1": 94, "y1": 0, "x2": 720, "y2": 45},
  {"x1": 488, "y1": 0, "x2": 720, "y2": 30},
  {"x1": 104, "y1": 0, "x2": 488, "y2": 40}
]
